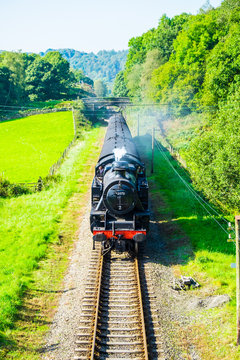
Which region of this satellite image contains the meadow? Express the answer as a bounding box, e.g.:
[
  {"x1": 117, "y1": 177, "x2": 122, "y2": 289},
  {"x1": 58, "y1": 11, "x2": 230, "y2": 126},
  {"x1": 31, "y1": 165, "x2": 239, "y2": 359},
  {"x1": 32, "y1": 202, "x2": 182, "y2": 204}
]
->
[{"x1": 0, "y1": 111, "x2": 74, "y2": 183}]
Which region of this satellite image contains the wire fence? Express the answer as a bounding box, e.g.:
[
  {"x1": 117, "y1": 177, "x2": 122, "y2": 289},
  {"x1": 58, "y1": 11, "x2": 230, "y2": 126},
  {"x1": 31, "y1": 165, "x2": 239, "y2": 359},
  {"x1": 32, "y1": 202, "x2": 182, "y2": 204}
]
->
[
  {"x1": 49, "y1": 139, "x2": 75, "y2": 176},
  {"x1": 0, "y1": 107, "x2": 70, "y2": 122},
  {"x1": 12, "y1": 137, "x2": 75, "y2": 193}
]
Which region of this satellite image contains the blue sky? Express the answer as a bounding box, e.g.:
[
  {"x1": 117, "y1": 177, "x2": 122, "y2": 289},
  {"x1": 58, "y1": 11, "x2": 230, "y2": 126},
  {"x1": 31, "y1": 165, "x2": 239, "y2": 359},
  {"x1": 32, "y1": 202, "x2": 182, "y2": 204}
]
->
[{"x1": 1, "y1": 0, "x2": 223, "y2": 53}]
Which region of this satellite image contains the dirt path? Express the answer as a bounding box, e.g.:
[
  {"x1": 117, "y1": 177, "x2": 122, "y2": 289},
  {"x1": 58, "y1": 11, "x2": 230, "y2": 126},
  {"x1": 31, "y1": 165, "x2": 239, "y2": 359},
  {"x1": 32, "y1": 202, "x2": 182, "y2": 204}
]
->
[{"x1": 41, "y1": 197, "x2": 93, "y2": 360}]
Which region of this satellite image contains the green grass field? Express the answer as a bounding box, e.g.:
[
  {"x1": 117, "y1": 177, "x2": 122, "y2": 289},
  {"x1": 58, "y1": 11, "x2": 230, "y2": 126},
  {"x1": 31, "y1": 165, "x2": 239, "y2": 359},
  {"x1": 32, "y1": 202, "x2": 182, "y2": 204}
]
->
[
  {"x1": 0, "y1": 125, "x2": 105, "y2": 356},
  {"x1": 0, "y1": 111, "x2": 74, "y2": 183}
]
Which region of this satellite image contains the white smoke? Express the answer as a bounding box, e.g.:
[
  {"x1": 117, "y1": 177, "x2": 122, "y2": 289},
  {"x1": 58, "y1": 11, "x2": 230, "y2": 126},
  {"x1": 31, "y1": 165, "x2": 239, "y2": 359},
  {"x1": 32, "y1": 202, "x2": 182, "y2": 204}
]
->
[{"x1": 113, "y1": 147, "x2": 127, "y2": 161}]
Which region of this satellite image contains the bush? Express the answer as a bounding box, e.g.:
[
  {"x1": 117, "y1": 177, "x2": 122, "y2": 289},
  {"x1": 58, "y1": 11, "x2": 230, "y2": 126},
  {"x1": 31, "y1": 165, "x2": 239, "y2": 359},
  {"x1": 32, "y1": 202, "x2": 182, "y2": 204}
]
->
[{"x1": 0, "y1": 177, "x2": 30, "y2": 198}]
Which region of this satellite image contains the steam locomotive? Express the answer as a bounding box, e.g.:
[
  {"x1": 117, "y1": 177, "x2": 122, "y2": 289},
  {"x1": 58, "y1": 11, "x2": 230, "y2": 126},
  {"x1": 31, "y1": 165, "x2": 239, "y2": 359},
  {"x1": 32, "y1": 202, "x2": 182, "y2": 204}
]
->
[{"x1": 90, "y1": 113, "x2": 149, "y2": 252}]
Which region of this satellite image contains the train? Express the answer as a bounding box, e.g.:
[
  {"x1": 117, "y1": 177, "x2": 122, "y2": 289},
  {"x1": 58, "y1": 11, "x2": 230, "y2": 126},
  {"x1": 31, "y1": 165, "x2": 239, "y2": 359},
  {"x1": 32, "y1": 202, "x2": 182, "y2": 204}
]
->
[{"x1": 90, "y1": 113, "x2": 150, "y2": 253}]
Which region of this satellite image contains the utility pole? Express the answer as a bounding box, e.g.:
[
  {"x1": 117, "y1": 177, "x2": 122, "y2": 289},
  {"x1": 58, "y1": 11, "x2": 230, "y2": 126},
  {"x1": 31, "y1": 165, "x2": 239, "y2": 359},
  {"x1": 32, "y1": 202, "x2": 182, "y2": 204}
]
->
[
  {"x1": 236, "y1": 216, "x2": 240, "y2": 345},
  {"x1": 229, "y1": 217, "x2": 240, "y2": 345},
  {"x1": 151, "y1": 126, "x2": 155, "y2": 174}
]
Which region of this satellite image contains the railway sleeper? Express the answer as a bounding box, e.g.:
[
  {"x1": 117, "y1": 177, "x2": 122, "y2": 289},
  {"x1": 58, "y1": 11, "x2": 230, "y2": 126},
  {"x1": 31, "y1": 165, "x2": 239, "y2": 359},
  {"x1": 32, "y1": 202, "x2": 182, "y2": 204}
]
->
[
  {"x1": 98, "y1": 319, "x2": 141, "y2": 325},
  {"x1": 99, "y1": 314, "x2": 141, "y2": 320},
  {"x1": 95, "y1": 347, "x2": 146, "y2": 354},
  {"x1": 99, "y1": 302, "x2": 139, "y2": 308},
  {"x1": 100, "y1": 299, "x2": 138, "y2": 304},
  {"x1": 98, "y1": 325, "x2": 142, "y2": 331},
  {"x1": 98, "y1": 307, "x2": 139, "y2": 314}
]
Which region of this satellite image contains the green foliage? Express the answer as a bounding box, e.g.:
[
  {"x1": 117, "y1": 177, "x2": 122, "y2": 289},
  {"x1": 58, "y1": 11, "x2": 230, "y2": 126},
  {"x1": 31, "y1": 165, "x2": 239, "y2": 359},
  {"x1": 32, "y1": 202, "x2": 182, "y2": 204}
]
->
[
  {"x1": 0, "y1": 177, "x2": 29, "y2": 198},
  {"x1": 0, "y1": 111, "x2": 74, "y2": 182},
  {"x1": 202, "y1": 23, "x2": 240, "y2": 106},
  {"x1": 94, "y1": 79, "x2": 108, "y2": 97},
  {"x1": 187, "y1": 89, "x2": 240, "y2": 210},
  {"x1": 0, "y1": 51, "x2": 26, "y2": 103},
  {"x1": 122, "y1": 13, "x2": 190, "y2": 101},
  {"x1": 41, "y1": 48, "x2": 128, "y2": 89},
  {"x1": 0, "y1": 65, "x2": 12, "y2": 104},
  {"x1": 112, "y1": 71, "x2": 128, "y2": 97},
  {"x1": 126, "y1": 64, "x2": 143, "y2": 100},
  {"x1": 71, "y1": 68, "x2": 93, "y2": 86},
  {"x1": 25, "y1": 52, "x2": 71, "y2": 101},
  {"x1": 140, "y1": 49, "x2": 164, "y2": 99},
  {"x1": 150, "y1": 10, "x2": 223, "y2": 115},
  {"x1": 0, "y1": 50, "x2": 94, "y2": 107}
]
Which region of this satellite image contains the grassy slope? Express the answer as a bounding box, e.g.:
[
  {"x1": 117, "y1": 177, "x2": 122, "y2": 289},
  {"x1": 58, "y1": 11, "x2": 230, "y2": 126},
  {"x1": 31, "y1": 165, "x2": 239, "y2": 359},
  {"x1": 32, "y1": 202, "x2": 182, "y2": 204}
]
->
[
  {"x1": 0, "y1": 111, "x2": 74, "y2": 182},
  {"x1": 0, "y1": 125, "x2": 105, "y2": 359},
  {"x1": 142, "y1": 135, "x2": 239, "y2": 359}
]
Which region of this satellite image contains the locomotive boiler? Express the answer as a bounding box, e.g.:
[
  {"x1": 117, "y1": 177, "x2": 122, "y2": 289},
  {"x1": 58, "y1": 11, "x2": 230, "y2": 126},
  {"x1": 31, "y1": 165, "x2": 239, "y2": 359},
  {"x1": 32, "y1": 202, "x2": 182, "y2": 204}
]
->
[{"x1": 90, "y1": 113, "x2": 149, "y2": 252}]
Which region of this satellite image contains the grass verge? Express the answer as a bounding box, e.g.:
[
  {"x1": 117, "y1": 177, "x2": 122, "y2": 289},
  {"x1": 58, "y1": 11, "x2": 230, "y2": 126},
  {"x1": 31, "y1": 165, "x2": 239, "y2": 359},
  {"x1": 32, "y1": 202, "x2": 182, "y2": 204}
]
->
[
  {"x1": 137, "y1": 133, "x2": 240, "y2": 360},
  {"x1": 0, "y1": 125, "x2": 105, "y2": 359}
]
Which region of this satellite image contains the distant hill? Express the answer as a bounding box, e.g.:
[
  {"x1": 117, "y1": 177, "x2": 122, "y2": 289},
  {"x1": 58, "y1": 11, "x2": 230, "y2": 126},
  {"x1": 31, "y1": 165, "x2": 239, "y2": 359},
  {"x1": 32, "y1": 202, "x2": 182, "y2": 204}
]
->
[{"x1": 40, "y1": 49, "x2": 128, "y2": 88}]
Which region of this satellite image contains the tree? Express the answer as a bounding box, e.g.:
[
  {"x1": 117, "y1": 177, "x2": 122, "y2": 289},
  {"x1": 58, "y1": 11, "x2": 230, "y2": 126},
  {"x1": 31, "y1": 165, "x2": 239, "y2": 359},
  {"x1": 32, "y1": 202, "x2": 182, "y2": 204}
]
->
[
  {"x1": 0, "y1": 66, "x2": 12, "y2": 104},
  {"x1": 43, "y1": 51, "x2": 70, "y2": 97},
  {"x1": 113, "y1": 71, "x2": 128, "y2": 97},
  {"x1": 94, "y1": 79, "x2": 108, "y2": 97},
  {"x1": 1, "y1": 51, "x2": 26, "y2": 103},
  {"x1": 25, "y1": 56, "x2": 53, "y2": 101},
  {"x1": 140, "y1": 49, "x2": 164, "y2": 100},
  {"x1": 71, "y1": 68, "x2": 93, "y2": 86}
]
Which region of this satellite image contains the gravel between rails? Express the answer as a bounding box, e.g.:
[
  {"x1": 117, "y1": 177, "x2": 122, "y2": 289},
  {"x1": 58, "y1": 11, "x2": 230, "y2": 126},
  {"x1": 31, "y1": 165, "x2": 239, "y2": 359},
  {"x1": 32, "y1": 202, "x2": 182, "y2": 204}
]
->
[{"x1": 41, "y1": 197, "x2": 93, "y2": 360}]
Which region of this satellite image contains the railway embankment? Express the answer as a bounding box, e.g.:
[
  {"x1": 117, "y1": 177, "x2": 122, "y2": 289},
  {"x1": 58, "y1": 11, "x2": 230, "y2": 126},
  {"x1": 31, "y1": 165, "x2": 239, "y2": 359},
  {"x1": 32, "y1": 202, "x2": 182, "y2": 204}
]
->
[{"x1": 136, "y1": 133, "x2": 239, "y2": 360}]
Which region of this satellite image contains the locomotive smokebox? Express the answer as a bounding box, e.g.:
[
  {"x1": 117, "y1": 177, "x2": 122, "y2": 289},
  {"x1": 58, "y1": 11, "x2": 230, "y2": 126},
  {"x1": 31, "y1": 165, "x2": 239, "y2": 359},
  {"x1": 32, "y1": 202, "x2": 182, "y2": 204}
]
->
[{"x1": 103, "y1": 161, "x2": 137, "y2": 215}]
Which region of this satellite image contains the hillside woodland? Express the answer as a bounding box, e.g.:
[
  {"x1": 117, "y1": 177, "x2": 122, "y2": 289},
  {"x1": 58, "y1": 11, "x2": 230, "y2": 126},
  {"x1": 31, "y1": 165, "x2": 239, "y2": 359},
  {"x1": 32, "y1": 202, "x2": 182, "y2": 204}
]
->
[
  {"x1": 115, "y1": 0, "x2": 240, "y2": 211},
  {"x1": 40, "y1": 49, "x2": 128, "y2": 89},
  {"x1": 0, "y1": 51, "x2": 94, "y2": 106}
]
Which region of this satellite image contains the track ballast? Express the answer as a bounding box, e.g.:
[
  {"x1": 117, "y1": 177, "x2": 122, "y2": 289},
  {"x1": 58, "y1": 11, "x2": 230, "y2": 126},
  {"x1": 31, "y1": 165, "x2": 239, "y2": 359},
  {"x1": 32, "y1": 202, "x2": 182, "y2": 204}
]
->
[{"x1": 74, "y1": 245, "x2": 163, "y2": 360}]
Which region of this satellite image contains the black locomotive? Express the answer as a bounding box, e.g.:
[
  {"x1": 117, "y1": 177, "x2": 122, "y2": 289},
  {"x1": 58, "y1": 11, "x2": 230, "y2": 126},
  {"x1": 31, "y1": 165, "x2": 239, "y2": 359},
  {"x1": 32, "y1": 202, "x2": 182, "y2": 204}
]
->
[{"x1": 90, "y1": 113, "x2": 149, "y2": 252}]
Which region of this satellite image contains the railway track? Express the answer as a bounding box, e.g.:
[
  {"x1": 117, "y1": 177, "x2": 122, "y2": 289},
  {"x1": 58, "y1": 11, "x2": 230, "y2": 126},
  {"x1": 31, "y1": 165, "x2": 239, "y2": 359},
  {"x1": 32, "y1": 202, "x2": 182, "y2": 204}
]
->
[{"x1": 74, "y1": 245, "x2": 163, "y2": 360}]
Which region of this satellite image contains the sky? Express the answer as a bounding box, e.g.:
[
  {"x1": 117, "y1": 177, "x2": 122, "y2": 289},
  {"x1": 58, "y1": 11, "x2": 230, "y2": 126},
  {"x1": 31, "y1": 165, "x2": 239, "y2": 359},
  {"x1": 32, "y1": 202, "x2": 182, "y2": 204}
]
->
[{"x1": 0, "y1": 0, "x2": 223, "y2": 54}]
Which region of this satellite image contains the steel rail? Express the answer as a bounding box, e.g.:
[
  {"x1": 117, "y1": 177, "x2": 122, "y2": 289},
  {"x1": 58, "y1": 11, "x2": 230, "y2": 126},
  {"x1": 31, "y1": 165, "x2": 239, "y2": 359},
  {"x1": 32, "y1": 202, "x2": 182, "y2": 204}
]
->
[
  {"x1": 80, "y1": 249, "x2": 150, "y2": 360},
  {"x1": 135, "y1": 256, "x2": 149, "y2": 360},
  {"x1": 90, "y1": 250, "x2": 103, "y2": 360}
]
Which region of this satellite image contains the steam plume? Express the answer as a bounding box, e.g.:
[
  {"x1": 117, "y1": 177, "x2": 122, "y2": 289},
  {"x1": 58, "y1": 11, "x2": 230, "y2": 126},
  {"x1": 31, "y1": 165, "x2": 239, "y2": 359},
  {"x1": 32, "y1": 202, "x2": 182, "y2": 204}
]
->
[{"x1": 113, "y1": 147, "x2": 127, "y2": 161}]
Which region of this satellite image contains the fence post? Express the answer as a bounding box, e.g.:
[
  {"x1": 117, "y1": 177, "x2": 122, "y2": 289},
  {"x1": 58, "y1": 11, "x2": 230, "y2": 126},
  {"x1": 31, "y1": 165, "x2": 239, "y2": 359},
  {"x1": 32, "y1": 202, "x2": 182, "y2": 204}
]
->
[
  {"x1": 72, "y1": 107, "x2": 76, "y2": 137},
  {"x1": 37, "y1": 176, "x2": 43, "y2": 192}
]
